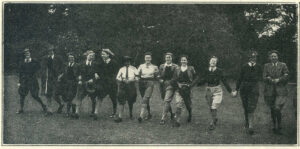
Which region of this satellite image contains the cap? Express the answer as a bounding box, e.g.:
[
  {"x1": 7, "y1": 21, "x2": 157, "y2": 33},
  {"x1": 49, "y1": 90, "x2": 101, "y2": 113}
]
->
[
  {"x1": 102, "y1": 48, "x2": 115, "y2": 56},
  {"x1": 84, "y1": 50, "x2": 95, "y2": 56}
]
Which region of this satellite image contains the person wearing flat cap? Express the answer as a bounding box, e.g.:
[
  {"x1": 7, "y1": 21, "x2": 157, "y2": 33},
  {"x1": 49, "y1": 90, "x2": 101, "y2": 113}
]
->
[
  {"x1": 72, "y1": 50, "x2": 100, "y2": 119},
  {"x1": 137, "y1": 52, "x2": 159, "y2": 123},
  {"x1": 158, "y1": 52, "x2": 178, "y2": 125},
  {"x1": 114, "y1": 56, "x2": 139, "y2": 123},
  {"x1": 93, "y1": 48, "x2": 119, "y2": 118},
  {"x1": 40, "y1": 47, "x2": 64, "y2": 116},
  {"x1": 17, "y1": 48, "x2": 47, "y2": 114},
  {"x1": 263, "y1": 50, "x2": 289, "y2": 135},
  {"x1": 235, "y1": 50, "x2": 262, "y2": 135},
  {"x1": 55, "y1": 52, "x2": 79, "y2": 116}
]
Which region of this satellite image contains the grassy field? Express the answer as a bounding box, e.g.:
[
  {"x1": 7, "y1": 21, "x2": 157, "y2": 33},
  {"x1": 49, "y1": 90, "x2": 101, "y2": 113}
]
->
[{"x1": 3, "y1": 75, "x2": 297, "y2": 144}]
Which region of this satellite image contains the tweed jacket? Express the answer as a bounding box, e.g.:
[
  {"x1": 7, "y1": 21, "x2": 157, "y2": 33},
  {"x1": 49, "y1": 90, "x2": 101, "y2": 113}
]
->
[{"x1": 263, "y1": 62, "x2": 289, "y2": 96}]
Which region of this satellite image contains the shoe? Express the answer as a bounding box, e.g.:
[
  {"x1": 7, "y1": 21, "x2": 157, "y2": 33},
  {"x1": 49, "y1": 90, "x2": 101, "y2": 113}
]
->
[
  {"x1": 160, "y1": 120, "x2": 166, "y2": 125},
  {"x1": 138, "y1": 117, "x2": 143, "y2": 123},
  {"x1": 145, "y1": 114, "x2": 152, "y2": 120},
  {"x1": 114, "y1": 117, "x2": 123, "y2": 123},
  {"x1": 272, "y1": 128, "x2": 277, "y2": 134},
  {"x1": 170, "y1": 112, "x2": 174, "y2": 120},
  {"x1": 89, "y1": 112, "x2": 94, "y2": 117},
  {"x1": 130, "y1": 115, "x2": 134, "y2": 120},
  {"x1": 16, "y1": 110, "x2": 24, "y2": 114},
  {"x1": 247, "y1": 128, "x2": 254, "y2": 135},
  {"x1": 187, "y1": 116, "x2": 192, "y2": 123},
  {"x1": 209, "y1": 123, "x2": 216, "y2": 130},
  {"x1": 45, "y1": 111, "x2": 53, "y2": 116},
  {"x1": 93, "y1": 114, "x2": 98, "y2": 120},
  {"x1": 214, "y1": 118, "x2": 218, "y2": 125},
  {"x1": 110, "y1": 114, "x2": 116, "y2": 118},
  {"x1": 172, "y1": 122, "x2": 180, "y2": 127},
  {"x1": 72, "y1": 113, "x2": 79, "y2": 119},
  {"x1": 42, "y1": 105, "x2": 47, "y2": 113},
  {"x1": 57, "y1": 105, "x2": 64, "y2": 114}
]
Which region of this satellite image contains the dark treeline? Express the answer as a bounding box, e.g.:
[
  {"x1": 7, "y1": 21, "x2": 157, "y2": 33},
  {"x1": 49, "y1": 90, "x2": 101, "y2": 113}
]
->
[{"x1": 4, "y1": 4, "x2": 297, "y2": 82}]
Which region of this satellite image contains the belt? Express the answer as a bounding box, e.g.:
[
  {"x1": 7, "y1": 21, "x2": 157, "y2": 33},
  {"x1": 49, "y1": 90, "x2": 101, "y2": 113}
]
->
[{"x1": 140, "y1": 78, "x2": 156, "y2": 81}]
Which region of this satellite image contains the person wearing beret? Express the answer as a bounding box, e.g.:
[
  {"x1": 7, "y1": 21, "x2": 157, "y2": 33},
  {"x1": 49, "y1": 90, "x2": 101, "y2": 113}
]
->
[
  {"x1": 171, "y1": 55, "x2": 197, "y2": 127},
  {"x1": 235, "y1": 51, "x2": 262, "y2": 135},
  {"x1": 94, "y1": 48, "x2": 119, "y2": 118},
  {"x1": 197, "y1": 56, "x2": 235, "y2": 130},
  {"x1": 263, "y1": 50, "x2": 289, "y2": 135},
  {"x1": 55, "y1": 52, "x2": 79, "y2": 116},
  {"x1": 72, "y1": 50, "x2": 100, "y2": 119},
  {"x1": 40, "y1": 47, "x2": 64, "y2": 116},
  {"x1": 158, "y1": 52, "x2": 177, "y2": 125},
  {"x1": 114, "y1": 56, "x2": 139, "y2": 123},
  {"x1": 137, "y1": 52, "x2": 159, "y2": 123},
  {"x1": 17, "y1": 48, "x2": 47, "y2": 114}
]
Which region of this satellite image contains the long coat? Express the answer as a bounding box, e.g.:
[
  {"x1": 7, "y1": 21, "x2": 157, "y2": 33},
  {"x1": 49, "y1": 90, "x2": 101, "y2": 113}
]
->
[
  {"x1": 40, "y1": 55, "x2": 64, "y2": 95},
  {"x1": 263, "y1": 62, "x2": 289, "y2": 96}
]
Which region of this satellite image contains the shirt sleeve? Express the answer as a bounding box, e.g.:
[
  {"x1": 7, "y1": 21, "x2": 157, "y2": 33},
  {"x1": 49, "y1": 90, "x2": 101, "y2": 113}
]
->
[{"x1": 116, "y1": 68, "x2": 123, "y2": 81}]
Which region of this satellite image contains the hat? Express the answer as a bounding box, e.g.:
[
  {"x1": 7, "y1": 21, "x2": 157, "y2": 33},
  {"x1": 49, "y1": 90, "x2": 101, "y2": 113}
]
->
[
  {"x1": 248, "y1": 50, "x2": 258, "y2": 58},
  {"x1": 144, "y1": 52, "x2": 152, "y2": 56},
  {"x1": 102, "y1": 48, "x2": 115, "y2": 56},
  {"x1": 84, "y1": 50, "x2": 95, "y2": 56},
  {"x1": 165, "y1": 52, "x2": 173, "y2": 57},
  {"x1": 268, "y1": 50, "x2": 279, "y2": 56}
]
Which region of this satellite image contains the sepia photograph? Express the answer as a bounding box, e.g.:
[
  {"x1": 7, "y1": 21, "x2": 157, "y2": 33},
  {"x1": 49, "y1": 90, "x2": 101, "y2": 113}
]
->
[{"x1": 2, "y1": 2, "x2": 298, "y2": 145}]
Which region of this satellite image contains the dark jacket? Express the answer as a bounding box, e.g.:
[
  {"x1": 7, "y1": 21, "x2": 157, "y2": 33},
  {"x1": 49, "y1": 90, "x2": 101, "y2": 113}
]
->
[
  {"x1": 18, "y1": 58, "x2": 40, "y2": 85},
  {"x1": 97, "y1": 59, "x2": 119, "y2": 82},
  {"x1": 198, "y1": 67, "x2": 232, "y2": 93},
  {"x1": 172, "y1": 66, "x2": 198, "y2": 87},
  {"x1": 78, "y1": 60, "x2": 99, "y2": 82},
  {"x1": 158, "y1": 63, "x2": 178, "y2": 81},
  {"x1": 263, "y1": 62, "x2": 289, "y2": 96},
  {"x1": 40, "y1": 55, "x2": 64, "y2": 80}
]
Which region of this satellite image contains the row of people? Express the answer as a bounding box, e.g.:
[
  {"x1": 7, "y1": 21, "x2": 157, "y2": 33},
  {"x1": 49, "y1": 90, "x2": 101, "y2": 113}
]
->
[{"x1": 17, "y1": 48, "x2": 289, "y2": 135}]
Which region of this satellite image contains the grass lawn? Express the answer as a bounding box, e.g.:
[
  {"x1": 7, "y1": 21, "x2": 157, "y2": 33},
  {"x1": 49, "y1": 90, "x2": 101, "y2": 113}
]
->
[{"x1": 3, "y1": 75, "x2": 297, "y2": 144}]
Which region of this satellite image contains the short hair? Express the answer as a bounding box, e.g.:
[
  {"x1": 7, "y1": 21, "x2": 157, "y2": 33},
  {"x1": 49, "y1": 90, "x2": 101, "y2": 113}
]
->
[
  {"x1": 179, "y1": 55, "x2": 188, "y2": 61},
  {"x1": 248, "y1": 50, "x2": 258, "y2": 58},
  {"x1": 164, "y1": 52, "x2": 173, "y2": 58},
  {"x1": 209, "y1": 56, "x2": 218, "y2": 61},
  {"x1": 144, "y1": 52, "x2": 152, "y2": 56},
  {"x1": 268, "y1": 50, "x2": 279, "y2": 56}
]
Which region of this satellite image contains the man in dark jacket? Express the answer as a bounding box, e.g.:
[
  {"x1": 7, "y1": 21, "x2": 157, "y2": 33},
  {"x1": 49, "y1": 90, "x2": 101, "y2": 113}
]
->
[
  {"x1": 41, "y1": 48, "x2": 64, "y2": 115},
  {"x1": 235, "y1": 51, "x2": 262, "y2": 135},
  {"x1": 95, "y1": 48, "x2": 119, "y2": 118},
  {"x1": 72, "y1": 50, "x2": 100, "y2": 119},
  {"x1": 56, "y1": 52, "x2": 79, "y2": 116},
  {"x1": 263, "y1": 50, "x2": 289, "y2": 135},
  {"x1": 17, "y1": 48, "x2": 47, "y2": 114}
]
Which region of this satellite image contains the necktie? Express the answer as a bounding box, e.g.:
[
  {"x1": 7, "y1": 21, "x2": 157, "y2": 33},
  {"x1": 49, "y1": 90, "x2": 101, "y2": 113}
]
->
[{"x1": 125, "y1": 66, "x2": 129, "y2": 79}]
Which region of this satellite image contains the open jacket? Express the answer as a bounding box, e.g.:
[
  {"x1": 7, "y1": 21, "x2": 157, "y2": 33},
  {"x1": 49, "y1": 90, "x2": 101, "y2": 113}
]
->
[
  {"x1": 263, "y1": 62, "x2": 289, "y2": 96},
  {"x1": 171, "y1": 66, "x2": 198, "y2": 87}
]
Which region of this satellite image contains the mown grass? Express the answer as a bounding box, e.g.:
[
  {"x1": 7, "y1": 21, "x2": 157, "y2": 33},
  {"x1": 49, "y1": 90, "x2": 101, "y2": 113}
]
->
[{"x1": 3, "y1": 75, "x2": 297, "y2": 144}]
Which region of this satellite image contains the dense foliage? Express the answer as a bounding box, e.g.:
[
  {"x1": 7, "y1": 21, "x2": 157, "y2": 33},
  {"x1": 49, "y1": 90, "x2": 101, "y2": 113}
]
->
[{"x1": 4, "y1": 4, "x2": 297, "y2": 81}]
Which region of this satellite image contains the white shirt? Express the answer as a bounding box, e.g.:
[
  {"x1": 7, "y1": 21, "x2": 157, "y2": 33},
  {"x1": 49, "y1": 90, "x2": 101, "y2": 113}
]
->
[
  {"x1": 248, "y1": 62, "x2": 256, "y2": 67},
  {"x1": 181, "y1": 65, "x2": 188, "y2": 72},
  {"x1": 209, "y1": 66, "x2": 216, "y2": 72},
  {"x1": 49, "y1": 54, "x2": 54, "y2": 59},
  {"x1": 104, "y1": 58, "x2": 111, "y2": 64},
  {"x1": 86, "y1": 60, "x2": 92, "y2": 66},
  {"x1": 69, "y1": 62, "x2": 74, "y2": 67},
  {"x1": 138, "y1": 63, "x2": 158, "y2": 79},
  {"x1": 116, "y1": 65, "x2": 138, "y2": 81},
  {"x1": 164, "y1": 63, "x2": 173, "y2": 67},
  {"x1": 272, "y1": 62, "x2": 278, "y2": 66},
  {"x1": 24, "y1": 58, "x2": 32, "y2": 63}
]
